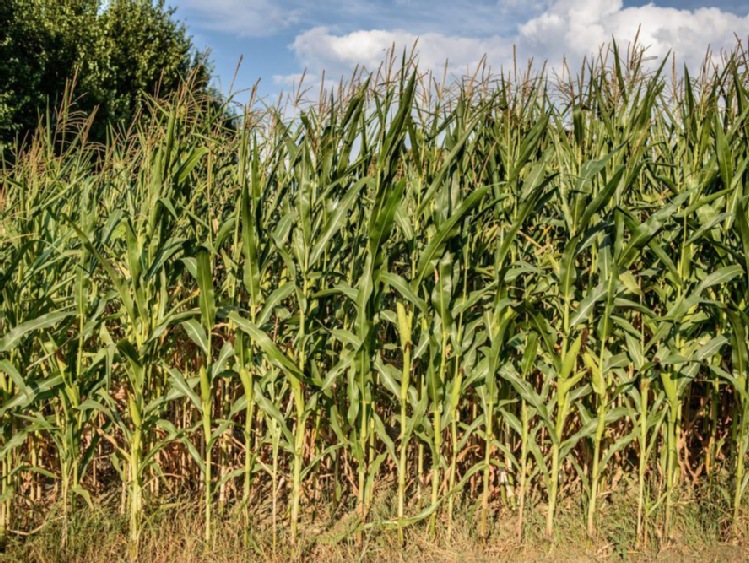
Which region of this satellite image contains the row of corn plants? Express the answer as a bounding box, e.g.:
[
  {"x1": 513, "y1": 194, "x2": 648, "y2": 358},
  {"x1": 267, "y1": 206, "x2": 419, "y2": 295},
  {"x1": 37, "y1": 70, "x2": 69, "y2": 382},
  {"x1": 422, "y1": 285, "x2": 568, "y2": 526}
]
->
[{"x1": 4, "y1": 42, "x2": 749, "y2": 557}]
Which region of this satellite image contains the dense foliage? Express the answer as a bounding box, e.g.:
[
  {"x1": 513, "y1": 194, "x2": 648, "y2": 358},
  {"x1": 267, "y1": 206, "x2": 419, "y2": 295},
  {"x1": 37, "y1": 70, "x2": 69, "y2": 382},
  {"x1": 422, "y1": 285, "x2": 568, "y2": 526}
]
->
[
  {"x1": 0, "y1": 0, "x2": 209, "y2": 151},
  {"x1": 3, "y1": 43, "x2": 749, "y2": 558}
]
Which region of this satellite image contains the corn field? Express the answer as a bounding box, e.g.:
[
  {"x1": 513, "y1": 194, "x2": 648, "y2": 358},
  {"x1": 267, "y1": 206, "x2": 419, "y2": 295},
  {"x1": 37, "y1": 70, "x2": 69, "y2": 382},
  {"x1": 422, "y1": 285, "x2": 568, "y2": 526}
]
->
[{"x1": 4, "y1": 42, "x2": 749, "y2": 557}]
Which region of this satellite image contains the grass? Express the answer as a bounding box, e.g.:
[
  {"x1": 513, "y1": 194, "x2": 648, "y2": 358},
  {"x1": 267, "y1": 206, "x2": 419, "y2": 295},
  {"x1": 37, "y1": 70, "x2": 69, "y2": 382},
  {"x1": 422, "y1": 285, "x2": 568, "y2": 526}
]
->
[{"x1": 2, "y1": 487, "x2": 747, "y2": 562}]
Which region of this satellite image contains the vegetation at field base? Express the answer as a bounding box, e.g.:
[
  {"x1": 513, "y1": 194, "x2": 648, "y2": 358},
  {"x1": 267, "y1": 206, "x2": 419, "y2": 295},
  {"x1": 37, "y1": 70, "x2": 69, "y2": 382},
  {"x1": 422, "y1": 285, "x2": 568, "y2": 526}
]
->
[
  {"x1": 1, "y1": 495, "x2": 746, "y2": 562},
  {"x1": 0, "y1": 0, "x2": 214, "y2": 153},
  {"x1": 4, "y1": 37, "x2": 749, "y2": 560}
]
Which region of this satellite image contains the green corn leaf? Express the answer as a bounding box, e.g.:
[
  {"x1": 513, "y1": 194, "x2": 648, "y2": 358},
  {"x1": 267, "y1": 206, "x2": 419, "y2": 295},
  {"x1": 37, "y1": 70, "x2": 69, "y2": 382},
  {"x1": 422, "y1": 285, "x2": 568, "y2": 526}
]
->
[
  {"x1": 181, "y1": 319, "x2": 209, "y2": 356},
  {"x1": 165, "y1": 366, "x2": 201, "y2": 411},
  {"x1": 229, "y1": 312, "x2": 307, "y2": 383},
  {"x1": 570, "y1": 282, "x2": 607, "y2": 328},
  {"x1": 309, "y1": 177, "x2": 368, "y2": 268},
  {"x1": 0, "y1": 309, "x2": 75, "y2": 352},
  {"x1": 415, "y1": 186, "x2": 490, "y2": 286},
  {"x1": 381, "y1": 272, "x2": 427, "y2": 312},
  {"x1": 196, "y1": 247, "x2": 217, "y2": 331}
]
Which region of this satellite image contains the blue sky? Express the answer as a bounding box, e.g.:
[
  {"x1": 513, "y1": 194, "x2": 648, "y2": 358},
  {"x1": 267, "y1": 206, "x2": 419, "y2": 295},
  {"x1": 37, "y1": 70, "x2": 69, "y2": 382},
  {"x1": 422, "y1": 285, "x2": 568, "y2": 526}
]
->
[{"x1": 166, "y1": 1, "x2": 749, "y2": 104}]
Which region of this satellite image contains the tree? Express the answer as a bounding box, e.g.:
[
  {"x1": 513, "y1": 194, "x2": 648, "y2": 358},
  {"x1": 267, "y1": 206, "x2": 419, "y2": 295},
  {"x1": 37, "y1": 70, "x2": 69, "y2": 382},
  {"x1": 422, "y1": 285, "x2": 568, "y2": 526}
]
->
[{"x1": 0, "y1": 0, "x2": 211, "y2": 150}]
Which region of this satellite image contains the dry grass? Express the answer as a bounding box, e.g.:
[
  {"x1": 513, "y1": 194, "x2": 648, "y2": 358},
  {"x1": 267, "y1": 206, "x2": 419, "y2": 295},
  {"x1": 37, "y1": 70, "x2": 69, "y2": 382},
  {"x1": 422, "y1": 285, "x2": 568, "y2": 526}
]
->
[{"x1": 3, "y1": 490, "x2": 749, "y2": 562}]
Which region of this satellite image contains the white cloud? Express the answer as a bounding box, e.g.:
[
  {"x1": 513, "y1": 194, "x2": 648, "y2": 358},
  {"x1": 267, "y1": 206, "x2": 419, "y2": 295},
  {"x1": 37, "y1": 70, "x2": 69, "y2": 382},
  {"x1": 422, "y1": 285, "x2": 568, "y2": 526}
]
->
[
  {"x1": 289, "y1": 27, "x2": 512, "y2": 83},
  {"x1": 518, "y1": 1, "x2": 749, "y2": 68},
  {"x1": 174, "y1": 0, "x2": 302, "y2": 37},
  {"x1": 281, "y1": 1, "x2": 749, "y2": 84}
]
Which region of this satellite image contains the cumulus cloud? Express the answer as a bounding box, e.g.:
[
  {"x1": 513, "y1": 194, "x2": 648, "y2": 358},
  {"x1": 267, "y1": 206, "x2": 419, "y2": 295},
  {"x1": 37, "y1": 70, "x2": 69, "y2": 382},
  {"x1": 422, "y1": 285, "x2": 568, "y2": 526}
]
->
[
  {"x1": 281, "y1": 0, "x2": 749, "y2": 84},
  {"x1": 290, "y1": 28, "x2": 510, "y2": 81},
  {"x1": 518, "y1": 1, "x2": 749, "y2": 67}
]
